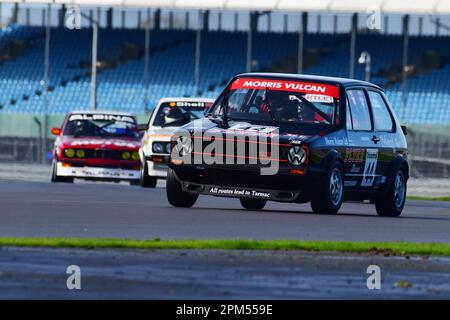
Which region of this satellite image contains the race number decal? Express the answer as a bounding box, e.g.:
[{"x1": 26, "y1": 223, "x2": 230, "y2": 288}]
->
[
  {"x1": 228, "y1": 124, "x2": 278, "y2": 134},
  {"x1": 361, "y1": 149, "x2": 378, "y2": 187}
]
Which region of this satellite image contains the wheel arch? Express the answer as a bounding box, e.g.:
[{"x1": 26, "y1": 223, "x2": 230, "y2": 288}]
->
[
  {"x1": 390, "y1": 155, "x2": 409, "y2": 180},
  {"x1": 322, "y1": 149, "x2": 344, "y2": 171},
  {"x1": 379, "y1": 154, "x2": 409, "y2": 197}
]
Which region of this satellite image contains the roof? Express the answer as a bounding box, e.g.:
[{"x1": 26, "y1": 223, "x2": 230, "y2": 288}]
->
[
  {"x1": 157, "y1": 97, "x2": 215, "y2": 104},
  {"x1": 70, "y1": 110, "x2": 135, "y2": 116},
  {"x1": 18, "y1": 0, "x2": 450, "y2": 15},
  {"x1": 236, "y1": 72, "x2": 383, "y2": 90}
]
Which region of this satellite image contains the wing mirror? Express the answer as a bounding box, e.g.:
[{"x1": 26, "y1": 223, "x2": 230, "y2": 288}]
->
[
  {"x1": 137, "y1": 124, "x2": 147, "y2": 132},
  {"x1": 400, "y1": 125, "x2": 408, "y2": 136},
  {"x1": 51, "y1": 127, "x2": 61, "y2": 136}
]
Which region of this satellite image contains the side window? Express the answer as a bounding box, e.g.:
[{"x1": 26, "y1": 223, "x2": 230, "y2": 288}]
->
[
  {"x1": 368, "y1": 91, "x2": 394, "y2": 132},
  {"x1": 346, "y1": 89, "x2": 372, "y2": 131}
]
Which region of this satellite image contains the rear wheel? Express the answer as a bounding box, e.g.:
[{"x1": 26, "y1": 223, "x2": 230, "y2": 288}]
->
[
  {"x1": 51, "y1": 160, "x2": 73, "y2": 183},
  {"x1": 166, "y1": 167, "x2": 198, "y2": 208},
  {"x1": 310, "y1": 161, "x2": 344, "y2": 214},
  {"x1": 140, "y1": 160, "x2": 157, "y2": 188},
  {"x1": 240, "y1": 198, "x2": 267, "y2": 210},
  {"x1": 375, "y1": 168, "x2": 406, "y2": 217}
]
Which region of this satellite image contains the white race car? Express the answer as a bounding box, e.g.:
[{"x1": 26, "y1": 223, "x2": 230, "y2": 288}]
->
[{"x1": 139, "y1": 97, "x2": 214, "y2": 187}]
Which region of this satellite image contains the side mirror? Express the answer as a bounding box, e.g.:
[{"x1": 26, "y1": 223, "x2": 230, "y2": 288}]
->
[
  {"x1": 51, "y1": 127, "x2": 61, "y2": 136},
  {"x1": 400, "y1": 125, "x2": 407, "y2": 135},
  {"x1": 137, "y1": 124, "x2": 147, "y2": 132}
]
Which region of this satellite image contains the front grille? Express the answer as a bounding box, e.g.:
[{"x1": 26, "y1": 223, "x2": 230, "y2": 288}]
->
[
  {"x1": 69, "y1": 148, "x2": 135, "y2": 160},
  {"x1": 188, "y1": 135, "x2": 291, "y2": 165}
]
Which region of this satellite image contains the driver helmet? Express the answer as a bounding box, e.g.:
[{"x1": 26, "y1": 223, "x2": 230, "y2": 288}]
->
[{"x1": 163, "y1": 106, "x2": 184, "y2": 124}]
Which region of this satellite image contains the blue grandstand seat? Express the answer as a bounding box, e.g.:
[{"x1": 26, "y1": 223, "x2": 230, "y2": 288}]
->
[{"x1": 0, "y1": 25, "x2": 449, "y2": 124}]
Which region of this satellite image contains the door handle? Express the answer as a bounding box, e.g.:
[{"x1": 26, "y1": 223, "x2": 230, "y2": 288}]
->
[{"x1": 371, "y1": 135, "x2": 380, "y2": 144}]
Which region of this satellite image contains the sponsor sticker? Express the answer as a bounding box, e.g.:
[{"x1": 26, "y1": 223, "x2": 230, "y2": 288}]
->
[
  {"x1": 230, "y1": 78, "x2": 339, "y2": 98},
  {"x1": 169, "y1": 101, "x2": 212, "y2": 108},
  {"x1": 69, "y1": 114, "x2": 135, "y2": 123},
  {"x1": 208, "y1": 187, "x2": 271, "y2": 199},
  {"x1": 304, "y1": 94, "x2": 334, "y2": 103}
]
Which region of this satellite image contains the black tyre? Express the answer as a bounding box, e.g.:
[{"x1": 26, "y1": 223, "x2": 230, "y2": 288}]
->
[
  {"x1": 310, "y1": 161, "x2": 344, "y2": 214},
  {"x1": 51, "y1": 160, "x2": 74, "y2": 183},
  {"x1": 140, "y1": 160, "x2": 157, "y2": 188},
  {"x1": 375, "y1": 168, "x2": 407, "y2": 217},
  {"x1": 166, "y1": 167, "x2": 198, "y2": 208},
  {"x1": 240, "y1": 198, "x2": 267, "y2": 210}
]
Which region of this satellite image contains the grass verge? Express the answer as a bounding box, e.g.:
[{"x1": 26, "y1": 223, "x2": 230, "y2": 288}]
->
[
  {"x1": 0, "y1": 238, "x2": 450, "y2": 256},
  {"x1": 407, "y1": 196, "x2": 450, "y2": 202}
]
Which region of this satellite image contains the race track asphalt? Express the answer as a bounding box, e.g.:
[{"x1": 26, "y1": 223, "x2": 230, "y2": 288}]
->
[
  {"x1": 1, "y1": 247, "x2": 449, "y2": 299},
  {"x1": 1, "y1": 179, "x2": 450, "y2": 242}
]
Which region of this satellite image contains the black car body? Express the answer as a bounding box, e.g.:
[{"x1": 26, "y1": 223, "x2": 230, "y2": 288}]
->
[{"x1": 167, "y1": 73, "x2": 409, "y2": 217}]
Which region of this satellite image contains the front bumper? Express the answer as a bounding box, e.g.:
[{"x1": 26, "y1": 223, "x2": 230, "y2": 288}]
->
[
  {"x1": 171, "y1": 164, "x2": 325, "y2": 202},
  {"x1": 147, "y1": 160, "x2": 168, "y2": 178},
  {"x1": 181, "y1": 181, "x2": 300, "y2": 202},
  {"x1": 57, "y1": 162, "x2": 140, "y2": 180}
]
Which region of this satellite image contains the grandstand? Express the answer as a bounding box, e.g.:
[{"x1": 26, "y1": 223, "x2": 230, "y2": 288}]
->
[
  {"x1": 0, "y1": 22, "x2": 449, "y2": 124},
  {"x1": 0, "y1": 1, "x2": 448, "y2": 179},
  {"x1": 0, "y1": 1, "x2": 450, "y2": 126}
]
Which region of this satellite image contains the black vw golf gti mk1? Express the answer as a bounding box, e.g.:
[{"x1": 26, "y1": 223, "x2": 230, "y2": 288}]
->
[{"x1": 167, "y1": 73, "x2": 409, "y2": 217}]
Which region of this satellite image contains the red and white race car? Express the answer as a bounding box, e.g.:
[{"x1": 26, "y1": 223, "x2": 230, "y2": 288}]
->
[{"x1": 50, "y1": 111, "x2": 141, "y2": 184}]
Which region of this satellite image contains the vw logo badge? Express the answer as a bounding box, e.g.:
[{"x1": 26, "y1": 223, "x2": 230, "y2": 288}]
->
[
  {"x1": 288, "y1": 146, "x2": 306, "y2": 165},
  {"x1": 175, "y1": 136, "x2": 193, "y2": 156}
]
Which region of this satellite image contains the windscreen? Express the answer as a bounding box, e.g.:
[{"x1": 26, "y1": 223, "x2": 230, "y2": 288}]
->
[
  {"x1": 222, "y1": 78, "x2": 341, "y2": 126},
  {"x1": 63, "y1": 114, "x2": 138, "y2": 138},
  {"x1": 152, "y1": 101, "x2": 213, "y2": 127}
]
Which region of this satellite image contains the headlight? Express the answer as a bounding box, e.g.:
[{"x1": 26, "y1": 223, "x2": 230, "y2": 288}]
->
[
  {"x1": 132, "y1": 152, "x2": 140, "y2": 161},
  {"x1": 64, "y1": 148, "x2": 75, "y2": 158},
  {"x1": 76, "y1": 149, "x2": 85, "y2": 158},
  {"x1": 288, "y1": 146, "x2": 306, "y2": 165},
  {"x1": 165, "y1": 143, "x2": 172, "y2": 154},
  {"x1": 152, "y1": 142, "x2": 163, "y2": 153},
  {"x1": 121, "y1": 151, "x2": 131, "y2": 160}
]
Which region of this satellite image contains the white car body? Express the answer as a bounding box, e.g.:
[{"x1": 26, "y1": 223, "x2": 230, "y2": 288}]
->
[{"x1": 140, "y1": 97, "x2": 214, "y2": 179}]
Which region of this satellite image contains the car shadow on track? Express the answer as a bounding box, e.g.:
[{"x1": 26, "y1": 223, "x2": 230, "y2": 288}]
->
[{"x1": 185, "y1": 206, "x2": 450, "y2": 222}]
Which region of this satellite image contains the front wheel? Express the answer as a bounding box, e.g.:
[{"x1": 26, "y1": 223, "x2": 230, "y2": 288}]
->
[
  {"x1": 240, "y1": 198, "x2": 267, "y2": 210},
  {"x1": 166, "y1": 167, "x2": 198, "y2": 208},
  {"x1": 140, "y1": 160, "x2": 157, "y2": 188},
  {"x1": 375, "y1": 168, "x2": 406, "y2": 217},
  {"x1": 51, "y1": 160, "x2": 73, "y2": 183},
  {"x1": 310, "y1": 161, "x2": 344, "y2": 214}
]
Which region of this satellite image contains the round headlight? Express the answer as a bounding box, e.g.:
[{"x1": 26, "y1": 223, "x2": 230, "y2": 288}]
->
[
  {"x1": 122, "y1": 151, "x2": 131, "y2": 160},
  {"x1": 76, "y1": 149, "x2": 85, "y2": 158},
  {"x1": 165, "y1": 143, "x2": 172, "y2": 154},
  {"x1": 152, "y1": 142, "x2": 163, "y2": 153},
  {"x1": 64, "y1": 148, "x2": 75, "y2": 158},
  {"x1": 288, "y1": 146, "x2": 306, "y2": 165},
  {"x1": 132, "y1": 152, "x2": 140, "y2": 161}
]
